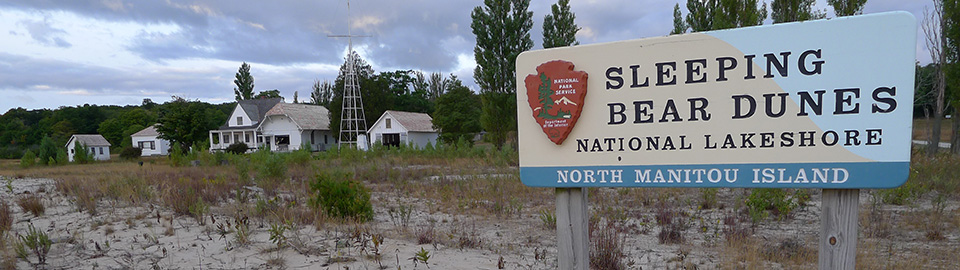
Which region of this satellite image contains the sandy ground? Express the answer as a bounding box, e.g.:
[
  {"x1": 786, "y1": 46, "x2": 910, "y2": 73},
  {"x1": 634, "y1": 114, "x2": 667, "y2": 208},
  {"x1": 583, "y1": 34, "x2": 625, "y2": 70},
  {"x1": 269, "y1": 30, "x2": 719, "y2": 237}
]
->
[{"x1": 1, "y1": 176, "x2": 957, "y2": 269}]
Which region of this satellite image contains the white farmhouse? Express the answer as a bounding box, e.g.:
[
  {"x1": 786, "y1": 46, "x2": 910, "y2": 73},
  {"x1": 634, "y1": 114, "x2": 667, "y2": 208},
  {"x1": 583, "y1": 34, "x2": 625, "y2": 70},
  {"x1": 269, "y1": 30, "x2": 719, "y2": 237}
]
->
[
  {"x1": 259, "y1": 103, "x2": 333, "y2": 152},
  {"x1": 65, "y1": 134, "x2": 111, "y2": 162},
  {"x1": 209, "y1": 98, "x2": 282, "y2": 152},
  {"x1": 368, "y1": 110, "x2": 438, "y2": 148},
  {"x1": 130, "y1": 125, "x2": 170, "y2": 156}
]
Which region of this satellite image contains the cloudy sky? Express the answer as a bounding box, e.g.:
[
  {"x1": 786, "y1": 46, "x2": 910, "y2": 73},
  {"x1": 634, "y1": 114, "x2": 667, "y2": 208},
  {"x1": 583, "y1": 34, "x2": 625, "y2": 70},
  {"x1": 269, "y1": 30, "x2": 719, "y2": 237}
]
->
[{"x1": 0, "y1": 0, "x2": 933, "y2": 112}]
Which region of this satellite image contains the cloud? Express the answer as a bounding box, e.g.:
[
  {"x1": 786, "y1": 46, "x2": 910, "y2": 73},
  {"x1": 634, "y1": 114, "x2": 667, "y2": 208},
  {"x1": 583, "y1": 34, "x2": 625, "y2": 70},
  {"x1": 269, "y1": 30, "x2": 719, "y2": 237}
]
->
[{"x1": 17, "y1": 16, "x2": 72, "y2": 48}]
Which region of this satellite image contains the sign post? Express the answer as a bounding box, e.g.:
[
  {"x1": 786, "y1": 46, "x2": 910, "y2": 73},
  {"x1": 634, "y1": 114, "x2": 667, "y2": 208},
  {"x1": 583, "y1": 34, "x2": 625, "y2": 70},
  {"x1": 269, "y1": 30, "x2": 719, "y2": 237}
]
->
[{"x1": 515, "y1": 12, "x2": 916, "y2": 269}]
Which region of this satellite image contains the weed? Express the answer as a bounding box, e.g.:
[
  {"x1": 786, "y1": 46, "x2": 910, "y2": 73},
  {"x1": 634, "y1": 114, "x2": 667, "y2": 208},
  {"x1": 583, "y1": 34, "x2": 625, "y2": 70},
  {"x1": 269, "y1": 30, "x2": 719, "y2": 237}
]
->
[
  {"x1": 700, "y1": 188, "x2": 718, "y2": 209},
  {"x1": 4, "y1": 179, "x2": 11, "y2": 194},
  {"x1": 416, "y1": 225, "x2": 435, "y2": 245},
  {"x1": 745, "y1": 189, "x2": 796, "y2": 222},
  {"x1": 17, "y1": 194, "x2": 44, "y2": 217},
  {"x1": 655, "y1": 203, "x2": 687, "y2": 244},
  {"x1": 538, "y1": 209, "x2": 556, "y2": 230},
  {"x1": 0, "y1": 201, "x2": 11, "y2": 234},
  {"x1": 188, "y1": 200, "x2": 209, "y2": 225},
  {"x1": 16, "y1": 224, "x2": 51, "y2": 265},
  {"x1": 308, "y1": 171, "x2": 373, "y2": 222},
  {"x1": 590, "y1": 222, "x2": 626, "y2": 270},
  {"x1": 410, "y1": 247, "x2": 430, "y2": 267},
  {"x1": 878, "y1": 180, "x2": 922, "y2": 205},
  {"x1": 233, "y1": 212, "x2": 251, "y2": 246},
  {"x1": 387, "y1": 203, "x2": 413, "y2": 229},
  {"x1": 268, "y1": 221, "x2": 288, "y2": 249}
]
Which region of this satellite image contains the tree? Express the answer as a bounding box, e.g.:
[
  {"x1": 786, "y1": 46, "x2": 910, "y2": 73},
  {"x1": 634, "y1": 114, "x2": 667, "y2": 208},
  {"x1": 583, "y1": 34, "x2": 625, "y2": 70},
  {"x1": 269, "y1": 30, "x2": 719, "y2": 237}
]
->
[
  {"x1": 156, "y1": 96, "x2": 211, "y2": 152},
  {"x1": 293, "y1": 91, "x2": 299, "y2": 104},
  {"x1": 37, "y1": 136, "x2": 58, "y2": 165},
  {"x1": 328, "y1": 52, "x2": 376, "y2": 137},
  {"x1": 254, "y1": 89, "x2": 282, "y2": 99},
  {"x1": 471, "y1": 0, "x2": 533, "y2": 149},
  {"x1": 542, "y1": 0, "x2": 580, "y2": 48},
  {"x1": 310, "y1": 80, "x2": 335, "y2": 108},
  {"x1": 827, "y1": 0, "x2": 867, "y2": 17},
  {"x1": 426, "y1": 72, "x2": 448, "y2": 102},
  {"x1": 771, "y1": 0, "x2": 825, "y2": 24},
  {"x1": 944, "y1": 0, "x2": 960, "y2": 154},
  {"x1": 671, "y1": 3, "x2": 689, "y2": 34},
  {"x1": 684, "y1": 0, "x2": 767, "y2": 32},
  {"x1": 234, "y1": 62, "x2": 255, "y2": 100},
  {"x1": 433, "y1": 76, "x2": 482, "y2": 145},
  {"x1": 924, "y1": 0, "x2": 949, "y2": 155}
]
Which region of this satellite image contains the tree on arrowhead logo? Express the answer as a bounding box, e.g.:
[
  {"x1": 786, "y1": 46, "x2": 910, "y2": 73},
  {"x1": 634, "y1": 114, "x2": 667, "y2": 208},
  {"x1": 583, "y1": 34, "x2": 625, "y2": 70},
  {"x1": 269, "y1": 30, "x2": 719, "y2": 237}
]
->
[{"x1": 525, "y1": 60, "x2": 588, "y2": 145}]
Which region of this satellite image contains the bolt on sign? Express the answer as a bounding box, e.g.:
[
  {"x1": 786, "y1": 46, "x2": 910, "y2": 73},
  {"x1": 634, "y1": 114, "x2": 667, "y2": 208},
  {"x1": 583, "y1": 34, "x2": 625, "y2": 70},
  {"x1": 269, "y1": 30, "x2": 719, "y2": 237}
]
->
[{"x1": 516, "y1": 12, "x2": 916, "y2": 188}]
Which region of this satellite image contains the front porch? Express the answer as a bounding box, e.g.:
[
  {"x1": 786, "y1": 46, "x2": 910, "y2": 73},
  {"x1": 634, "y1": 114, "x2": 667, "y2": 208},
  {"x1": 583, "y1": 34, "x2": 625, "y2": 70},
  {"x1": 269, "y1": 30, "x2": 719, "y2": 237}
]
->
[{"x1": 209, "y1": 129, "x2": 263, "y2": 152}]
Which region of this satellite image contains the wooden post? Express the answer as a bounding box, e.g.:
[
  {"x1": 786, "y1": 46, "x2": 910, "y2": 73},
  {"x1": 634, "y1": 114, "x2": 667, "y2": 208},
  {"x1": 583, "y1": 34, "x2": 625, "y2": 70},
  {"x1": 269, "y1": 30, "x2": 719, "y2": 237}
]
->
[
  {"x1": 556, "y1": 188, "x2": 589, "y2": 270},
  {"x1": 819, "y1": 189, "x2": 859, "y2": 270}
]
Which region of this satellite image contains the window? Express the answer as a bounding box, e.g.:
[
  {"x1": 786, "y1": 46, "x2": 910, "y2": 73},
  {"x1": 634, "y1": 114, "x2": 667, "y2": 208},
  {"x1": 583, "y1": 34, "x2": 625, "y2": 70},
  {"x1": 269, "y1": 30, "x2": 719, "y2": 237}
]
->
[
  {"x1": 70, "y1": 149, "x2": 74, "y2": 154},
  {"x1": 245, "y1": 133, "x2": 250, "y2": 143},
  {"x1": 385, "y1": 118, "x2": 391, "y2": 129},
  {"x1": 325, "y1": 134, "x2": 328, "y2": 144},
  {"x1": 311, "y1": 132, "x2": 315, "y2": 144},
  {"x1": 237, "y1": 117, "x2": 243, "y2": 125},
  {"x1": 223, "y1": 134, "x2": 230, "y2": 144},
  {"x1": 99, "y1": 147, "x2": 104, "y2": 155},
  {"x1": 138, "y1": 141, "x2": 145, "y2": 149},
  {"x1": 149, "y1": 141, "x2": 155, "y2": 150}
]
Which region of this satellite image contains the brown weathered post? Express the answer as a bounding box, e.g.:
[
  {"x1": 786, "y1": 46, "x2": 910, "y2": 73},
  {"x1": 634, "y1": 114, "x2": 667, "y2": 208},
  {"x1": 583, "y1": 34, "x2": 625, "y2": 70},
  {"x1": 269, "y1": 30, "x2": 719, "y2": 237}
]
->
[
  {"x1": 819, "y1": 189, "x2": 859, "y2": 269},
  {"x1": 556, "y1": 188, "x2": 589, "y2": 270}
]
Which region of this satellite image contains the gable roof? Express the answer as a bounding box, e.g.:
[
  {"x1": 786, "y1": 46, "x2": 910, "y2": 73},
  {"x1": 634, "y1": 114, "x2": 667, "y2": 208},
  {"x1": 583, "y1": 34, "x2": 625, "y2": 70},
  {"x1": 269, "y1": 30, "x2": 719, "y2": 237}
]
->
[
  {"x1": 224, "y1": 98, "x2": 282, "y2": 129},
  {"x1": 383, "y1": 110, "x2": 436, "y2": 132},
  {"x1": 131, "y1": 124, "x2": 159, "y2": 137},
  {"x1": 66, "y1": 134, "x2": 111, "y2": 147},
  {"x1": 263, "y1": 103, "x2": 330, "y2": 130}
]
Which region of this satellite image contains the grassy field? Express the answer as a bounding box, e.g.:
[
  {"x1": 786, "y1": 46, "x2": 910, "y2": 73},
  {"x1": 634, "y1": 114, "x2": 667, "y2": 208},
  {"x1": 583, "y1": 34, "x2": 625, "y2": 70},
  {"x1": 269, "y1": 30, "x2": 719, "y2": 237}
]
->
[{"x1": 0, "y1": 127, "x2": 956, "y2": 268}]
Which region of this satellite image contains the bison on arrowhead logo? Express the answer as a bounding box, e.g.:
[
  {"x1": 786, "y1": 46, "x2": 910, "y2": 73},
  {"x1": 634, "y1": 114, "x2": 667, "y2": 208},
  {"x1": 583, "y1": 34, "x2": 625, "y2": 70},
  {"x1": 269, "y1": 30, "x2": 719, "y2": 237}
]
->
[{"x1": 525, "y1": 60, "x2": 588, "y2": 145}]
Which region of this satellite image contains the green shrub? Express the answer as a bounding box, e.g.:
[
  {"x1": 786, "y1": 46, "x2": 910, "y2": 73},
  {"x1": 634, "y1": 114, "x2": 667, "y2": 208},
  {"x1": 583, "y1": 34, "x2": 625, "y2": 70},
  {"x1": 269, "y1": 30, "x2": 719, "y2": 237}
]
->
[
  {"x1": 119, "y1": 147, "x2": 142, "y2": 160},
  {"x1": 16, "y1": 224, "x2": 51, "y2": 265},
  {"x1": 287, "y1": 144, "x2": 313, "y2": 165},
  {"x1": 257, "y1": 153, "x2": 287, "y2": 181},
  {"x1": 169, "y1": 142, "x2": 187, "y2": 166},
  {"x1": 20, "y1": 149, "x2": 36, "y2": 168},
  {"x1": 72, "y1": 142, "x2": 94, "y2": 164},
  {"x1": 55, "y1": 148, "x2": 68, "y2": 166},
  {"x1": 37, "y1": 136, "x2": 58, "y2": 166},
  {"x1": 745, "y1": 189, "x2": 796, "y2": 222},
  {"x1": 879, "y1": 181, "x2": 922, "y2": 205},
  {"x1": 225, "y1": 142, "x2": 249, "y2": 155},
  {"x1": 308, "y1": 172, "x2": 373, "y2": 221}
]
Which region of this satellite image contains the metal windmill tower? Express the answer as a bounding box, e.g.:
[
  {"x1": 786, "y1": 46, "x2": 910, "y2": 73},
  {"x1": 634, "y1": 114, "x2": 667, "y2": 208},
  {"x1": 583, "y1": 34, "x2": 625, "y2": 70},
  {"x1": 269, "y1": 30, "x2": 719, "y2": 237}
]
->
[{"x1": 329, "y1": 0, "x2": 369, "y2": 149}]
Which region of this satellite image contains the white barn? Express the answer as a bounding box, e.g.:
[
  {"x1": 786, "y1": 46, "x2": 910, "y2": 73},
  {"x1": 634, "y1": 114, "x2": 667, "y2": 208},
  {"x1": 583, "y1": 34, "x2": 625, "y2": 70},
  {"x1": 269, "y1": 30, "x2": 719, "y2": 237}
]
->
[
  {"x1": 368, "y1": 110, "x2": 439, "y2": 148},
  {"x1": 259, "y1": 103, "x2": 333, "y2": 152},
  {"x1": 131, "y1": 125, "x2": 170, "y2": 156},
  {"x1": 65, "y1": 134, "x2": 111, "y2": 162},
  {"x1": 209, "y1": 98, "x2": 282, "y2": 152}
]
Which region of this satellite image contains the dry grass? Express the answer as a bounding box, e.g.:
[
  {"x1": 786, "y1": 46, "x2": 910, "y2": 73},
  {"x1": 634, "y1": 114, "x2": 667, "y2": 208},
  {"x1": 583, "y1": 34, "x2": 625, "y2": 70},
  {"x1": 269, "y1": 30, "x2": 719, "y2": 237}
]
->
[
  {"x1": 912, "y1": 118, "x2": 956, "y2": 142},
  {"x1": 16, "y1": 194, "x2": 44, "y2": 217},
  {"x1": 0, "y1": 141, "x2": 956, "y2": 269}
]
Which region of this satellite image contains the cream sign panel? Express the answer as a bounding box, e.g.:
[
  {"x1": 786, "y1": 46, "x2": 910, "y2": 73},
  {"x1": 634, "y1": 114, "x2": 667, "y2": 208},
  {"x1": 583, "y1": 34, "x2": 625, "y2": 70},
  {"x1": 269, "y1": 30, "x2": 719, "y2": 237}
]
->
[{"x1": 516, "y1": 12, "x2": 916, "y2": 188}]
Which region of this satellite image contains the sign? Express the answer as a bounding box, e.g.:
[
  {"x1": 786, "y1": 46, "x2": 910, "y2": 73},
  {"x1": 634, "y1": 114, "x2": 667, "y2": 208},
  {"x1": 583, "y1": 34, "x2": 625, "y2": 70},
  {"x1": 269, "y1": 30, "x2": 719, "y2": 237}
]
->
[{"x1": 516, "y1": 12, "x2": 916, "y2": 188}]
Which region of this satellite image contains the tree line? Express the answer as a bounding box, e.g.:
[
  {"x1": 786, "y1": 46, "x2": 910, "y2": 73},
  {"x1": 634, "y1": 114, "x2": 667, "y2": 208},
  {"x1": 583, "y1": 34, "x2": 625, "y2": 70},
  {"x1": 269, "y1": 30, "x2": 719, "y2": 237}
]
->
[{"x1": 1, "y1": 0, "x2": 957, "y2": 158}]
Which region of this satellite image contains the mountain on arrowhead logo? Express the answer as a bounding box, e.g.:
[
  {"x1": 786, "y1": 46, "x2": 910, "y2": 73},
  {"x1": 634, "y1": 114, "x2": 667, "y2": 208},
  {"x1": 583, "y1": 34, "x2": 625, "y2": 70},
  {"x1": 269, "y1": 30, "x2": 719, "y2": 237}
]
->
[{"x1": 525, "y1": 60, "x2": 588, "y2": 145}]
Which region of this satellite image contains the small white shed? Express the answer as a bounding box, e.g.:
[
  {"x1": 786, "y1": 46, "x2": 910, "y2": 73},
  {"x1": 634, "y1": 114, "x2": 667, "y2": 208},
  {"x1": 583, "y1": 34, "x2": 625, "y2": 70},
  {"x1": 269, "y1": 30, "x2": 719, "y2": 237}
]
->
[
  {"x1": 368, "y1": 110, "x2": 439, "y2": 149},
  {"x1": 65, "y1": 134, "x2": 112, "y2": 162},
  {"x1": 131, "y1": 125, "x2": 170, "y2": 156}
]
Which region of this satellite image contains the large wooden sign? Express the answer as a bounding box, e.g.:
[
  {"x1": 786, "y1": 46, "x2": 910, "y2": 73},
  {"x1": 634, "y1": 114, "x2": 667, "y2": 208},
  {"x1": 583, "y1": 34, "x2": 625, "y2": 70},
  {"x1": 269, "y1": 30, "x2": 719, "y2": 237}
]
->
[{"x1": 516, "y1": 12, "x2": 916, "y2": 188}]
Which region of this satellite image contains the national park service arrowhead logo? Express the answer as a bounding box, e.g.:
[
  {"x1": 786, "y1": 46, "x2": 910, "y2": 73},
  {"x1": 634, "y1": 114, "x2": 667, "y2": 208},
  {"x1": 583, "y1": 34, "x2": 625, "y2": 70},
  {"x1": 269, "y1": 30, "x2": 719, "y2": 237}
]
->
[{"x1": 525, "y1": 60, "x2": 588, "y2": 145}]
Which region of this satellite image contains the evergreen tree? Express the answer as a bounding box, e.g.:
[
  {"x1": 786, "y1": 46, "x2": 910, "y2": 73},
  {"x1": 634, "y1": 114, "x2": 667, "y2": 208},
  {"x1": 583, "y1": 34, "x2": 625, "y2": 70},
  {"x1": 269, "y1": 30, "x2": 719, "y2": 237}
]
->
[
  {"x1": 471, "y1": 0, "x2": 533, "y2": 149},
  {"x1": 771, "y1": 0, "x2": 825, "y2": 23},
  {"x1": 684, "y1": 0, "x2": 767, "y2": 32},
  {"x1": 542, "y1": 0, "x2": 580, "y2": 49},
  {"x1": 671, "y1": 3, "x2": 689, "y2": 34},
  {"x1": 827, "y1": 0, "x2": 867, "y2": 17},
  {"x1": 234, "y1": 62, "x2": 255, "y2": 100}
]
